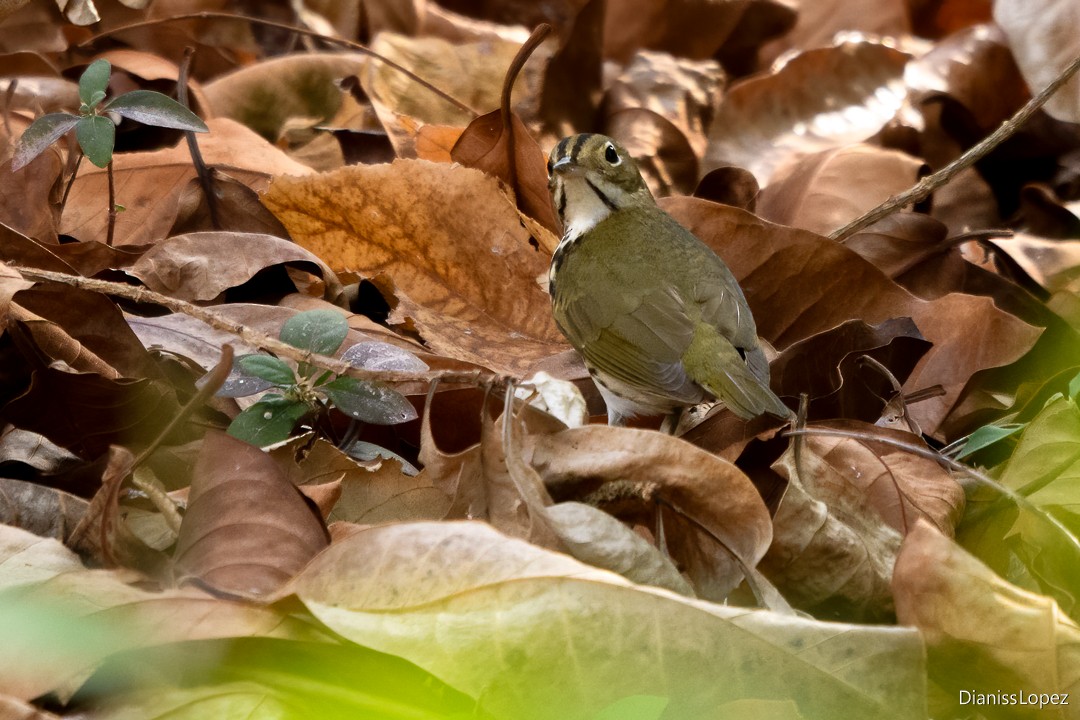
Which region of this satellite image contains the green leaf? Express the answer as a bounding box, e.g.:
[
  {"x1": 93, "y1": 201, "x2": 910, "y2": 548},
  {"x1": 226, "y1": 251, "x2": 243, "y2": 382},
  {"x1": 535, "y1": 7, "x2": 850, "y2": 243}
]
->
[
  {"x1": 103, "y1": 90, "x2": 209, "y2": 132},
  {"x1": 280, "y1": 310, "x2": 348, "y2": 355},
  {"x1": 1069, "y1": 371, "x2": 1080, "y2": 402},
  {"x1": 78, "y1": 59, "x2": 111, "y2": 107},
  {"x1": 75, "y1": 115, "x2": 115, "y2": 168},
  {"x1": 590, "y1": 696, "x2": 669, "y2": 720},
  {"x1": 322, "y1": 377, "x2": 417, "y2": 425},
  {"x1": 237, "y1": 355, "x2": 296, "y2": 386},
  {"x1": 956, "y1": 424, "x2": 1025, "y2": 460},
  {"x1": 11, "y1": 113, "x2": 80, "y2": 171},
  {"x1": 227, "y1": 397, "x2": 310, "y2": 447}
]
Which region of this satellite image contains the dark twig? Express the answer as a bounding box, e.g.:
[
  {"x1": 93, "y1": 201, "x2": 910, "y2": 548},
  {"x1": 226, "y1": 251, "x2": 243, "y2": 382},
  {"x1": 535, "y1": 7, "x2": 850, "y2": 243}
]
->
[{"x1": 831, "y1": 52, "x2": 1080, "y2": 241}]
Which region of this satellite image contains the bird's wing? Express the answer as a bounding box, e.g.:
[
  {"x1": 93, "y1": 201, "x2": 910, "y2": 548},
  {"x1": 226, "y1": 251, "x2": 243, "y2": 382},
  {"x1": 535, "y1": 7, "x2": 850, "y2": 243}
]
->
[{"x1": 556, "y1": 281, "x2": 702, "y2": 404}]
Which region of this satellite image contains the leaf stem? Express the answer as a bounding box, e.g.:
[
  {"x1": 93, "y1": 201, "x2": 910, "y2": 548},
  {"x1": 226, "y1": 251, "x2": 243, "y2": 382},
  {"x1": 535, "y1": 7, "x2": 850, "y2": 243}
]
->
[{"x1": 106, "y1": 159, "x2": 116, "y2": 246}]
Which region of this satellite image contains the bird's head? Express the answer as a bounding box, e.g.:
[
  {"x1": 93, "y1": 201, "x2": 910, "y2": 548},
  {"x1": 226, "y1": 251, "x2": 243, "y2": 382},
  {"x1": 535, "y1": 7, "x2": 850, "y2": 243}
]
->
[{"x1": 547, "y1": 134, "x2": 653, "y2": 242}]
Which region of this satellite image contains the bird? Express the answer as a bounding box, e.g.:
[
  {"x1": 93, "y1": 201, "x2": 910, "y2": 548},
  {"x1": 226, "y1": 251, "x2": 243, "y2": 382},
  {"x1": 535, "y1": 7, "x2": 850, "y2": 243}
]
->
[{"x1": 546, "y1": 133, "x2": 791, "y2": 428}]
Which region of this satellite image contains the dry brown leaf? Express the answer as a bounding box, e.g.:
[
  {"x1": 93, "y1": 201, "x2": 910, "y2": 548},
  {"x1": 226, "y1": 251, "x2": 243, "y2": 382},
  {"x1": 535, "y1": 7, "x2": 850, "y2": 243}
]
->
[
  {"x1": 0, "y1": 0, "x2": 31, "y2": 25},
  {"x1": 893, "y1": 520, "x2": 1080, "y2": 713},
  {"x1": 601, "y1": 51, "x2": 718, "y2": 195},
  {"x1": 283, "y1": 520, "x2": 926, "y2": 720},
  {"x1": 536, "y1": 0, "x2": 602, "y2": 136},
  {"x1": 987, "y1": 232, "x2": 1080, "y2": 295},
  {"x1": 606, "y1": 108, "x2": 699, "y2": 197},
  {"x1": 764, "y1": 425, "x2": 901, "y2": 618},
  {"x1": 760, "y1": 0, "x2": 909, "y2": 63},
  {"x1": 704, "y1": 40, "x2": 910, "y2": 185},
  {"x1": 451, "y1": 110, "x2": 560, "y2": 233},
  {"x1": 270, "y1": 433, "x2": 450, "y2": 526},
  {"x1": 604, "y1": 51, "x2": 724, "y2": 159},
  {"x1": 995, "y1": 0, "x2": 1080, "y2": 123},
  {"x1": 765, "y1": 422, "x2": 964, "y2": 619},
  {"x1": 262, "y1": 161, "x2": 567, "y2": 375},
  {"x1": 173, "y1": 431, "x2": 330, "y2": 600},
  {"x1": 0, "y1": 524, "x2": 306, "y2": 702},
  {"x1": 907, "y1": 0, "x2": 992, "y2": 38},
  {"x1": 0, "y1": 140, "x2": 62, "y2": 243},
  {"x1": 60, "y1": 119, "x2": 312, "y2": 245},
  {"x1": 529, "y1": 425, "x2": 773, "y2": 600},
  {"x1": 757, "y1": 144, "x2": 924, "y2": 236},
  {"x1": 129, "y1": 231, "x2": 343, "y2": 302},
  {"x1": 169, "y1": 168, "x2": 293, "y2": 237},
  {"x1": 841, "y1": 212, "x2": 949, "y2": 279},
  {"x1": 365, "y1": 33, "x2": 544, "y2": 127},
  {"x1": 769, "y1": 318, "x2": 932, "y2": 423},
  {"x1": 0, "y1": 475, "x2": 87, "y2": 542},
  {"x1": 604, "y1": 0, "x2": 773, "y2": 63},
  {"x1": 693, "y1": 164, "x2": 760, "y2": 210},
  {"x1": 661, "y1": 198, "x2": 1042, "y2": 436},
  {"x1": 203, "y1": 52, "x2": 369, "y2": 142},
  {"x1": 10, "y1": 284, "x2": 161, "y2": 379},
  {"x1": 905, "y1": 23, "x2": 1028, "y2": 134}
]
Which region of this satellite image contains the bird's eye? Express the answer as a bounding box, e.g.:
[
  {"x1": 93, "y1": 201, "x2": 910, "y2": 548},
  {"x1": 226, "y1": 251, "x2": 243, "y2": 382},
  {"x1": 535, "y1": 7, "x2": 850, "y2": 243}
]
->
[
  {"x1": 546, "y1": 156, "x2": 553, "y2": 174},
  {"x1": 604, "y1": 143, "x2": 620, "y2": 165}
]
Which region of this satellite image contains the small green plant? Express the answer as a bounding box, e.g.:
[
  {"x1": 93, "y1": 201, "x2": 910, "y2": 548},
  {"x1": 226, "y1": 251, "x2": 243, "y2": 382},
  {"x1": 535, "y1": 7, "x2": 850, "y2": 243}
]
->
[
  {"x1": 12, "y1": 58, "x2": 208, "y2": 245},
  {"x1": 220, "y1": 310, "x2": 424, "y2": 449},
  {"x1": 12, "y1": 58, "x2": 208, "y2": 171}
]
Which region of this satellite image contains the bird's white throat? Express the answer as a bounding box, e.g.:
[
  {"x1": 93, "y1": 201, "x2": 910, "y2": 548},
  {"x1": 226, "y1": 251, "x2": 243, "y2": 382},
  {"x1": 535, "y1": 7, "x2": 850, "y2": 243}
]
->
[{"x1": 557, "y1": 176, "x2": 618, "y2": 243}]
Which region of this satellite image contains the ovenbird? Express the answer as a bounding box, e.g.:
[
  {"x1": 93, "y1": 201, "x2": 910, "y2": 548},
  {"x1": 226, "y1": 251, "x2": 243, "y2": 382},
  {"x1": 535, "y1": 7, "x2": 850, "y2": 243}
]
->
[{"x1": 546, "y1": 133, "x2": 791, "y2": 426}]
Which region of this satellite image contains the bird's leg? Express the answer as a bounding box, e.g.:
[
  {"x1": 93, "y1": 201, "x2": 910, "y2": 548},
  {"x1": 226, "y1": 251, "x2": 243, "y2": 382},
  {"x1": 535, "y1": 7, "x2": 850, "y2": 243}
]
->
[{"x1": 659, "y1": 407, "x2": 684, "y2": 435}]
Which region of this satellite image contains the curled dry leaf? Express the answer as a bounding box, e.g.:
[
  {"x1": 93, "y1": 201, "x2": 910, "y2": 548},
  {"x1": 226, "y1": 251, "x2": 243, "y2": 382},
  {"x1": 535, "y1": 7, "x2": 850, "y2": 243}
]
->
[
  {"x1": 606, "y1": 108, "x2": 699, "y2": 197},
  {"x1": 994, "y1": 0, "x2": 1080, "y2": 123},
  {"x1": 129, "y1": 231, "x2": 343, "y2": 303},
  {"x1": 61, "y1": 119, "x2": 312, "y2": 245},
  {"x1": 500, "y1": 398, "x2": 692, "y2": 593},
  {"x1": 661, "y1": 198, "x2": 1042, "y2": 436},
  {"x1": 756, "y1": 144, "x2": 924, "y2": 236},
  {"x1": 203, "y1": 52, "x2": 369, "y2": 143},
  {"x1": 0, "y1": 476, "x2": 87, "y2": 542},
  {"x1": 765, "y1": 428, "x2": 900, "y2": 618},
  {"x1": 693, "y1": 164, "x2": 760, "y2": 210},
  {"x1": 769, "y1": 318, "x2": 932, "y2": 423},
  {"x1": 365, "y1": 33, "x2": 546, "y2": 128},
  {"x1": 528, "y1": 425, "x2": 772, "y2": 601},
  {"x1": 169, "y1": 168, "x2": 293, "y2": 238},
  {"x1": 284, "y1": 521, "x2": 927, "y2": 720},
  {"x1": 765, "y1": 420, "x2": 964, "y2": 618},
  {"x1": 0, "y1": 524, "x2": 305, "y2": 702},
  {"x1": 262, "y1": 160, "x2": 568, "y2": 375},
  {"x1": 905, "y1": 23, "x2": 1029, "y2": 133},
  {"x1": 173, "y1": 431, "x2": 330, "y2": 600},
  {"x1": 8, "y1": 283, "x2": 158, "y2": 378},
  {"x1": 893, "y1": 520, "x2": 1080, "y2": 710},
  {"x1": 267, "y1": 433, "x2": 449, "y2": 525},
  {"x1": 704, "y1": 40, "x2": 910, "y2": 185}
]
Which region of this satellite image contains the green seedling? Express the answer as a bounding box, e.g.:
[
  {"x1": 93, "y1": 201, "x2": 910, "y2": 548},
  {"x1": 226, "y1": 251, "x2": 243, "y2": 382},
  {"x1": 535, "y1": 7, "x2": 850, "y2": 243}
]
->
[{"x1": 220, "y1": 310, "x2": 424, "y2": 453}]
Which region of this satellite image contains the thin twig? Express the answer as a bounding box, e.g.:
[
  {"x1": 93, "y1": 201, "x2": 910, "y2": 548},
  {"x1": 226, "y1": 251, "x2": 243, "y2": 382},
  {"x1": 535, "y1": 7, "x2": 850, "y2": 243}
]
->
[
  {"x1": 831, "y1": 52, "x2": 1080, "y2": 241},
  {"x1": 10, "y1": 265, "x2": 496, "y2": 387},
  {"x1": 78, "y1": 11, "x2": 479, "y2": 118}
]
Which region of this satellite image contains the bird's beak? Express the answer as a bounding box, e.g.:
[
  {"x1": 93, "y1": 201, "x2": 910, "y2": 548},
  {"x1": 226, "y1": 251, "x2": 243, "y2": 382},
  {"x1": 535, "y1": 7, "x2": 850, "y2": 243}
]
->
[{"x1": 550, "y1": 156, "x2": 575, "y2": 175}]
